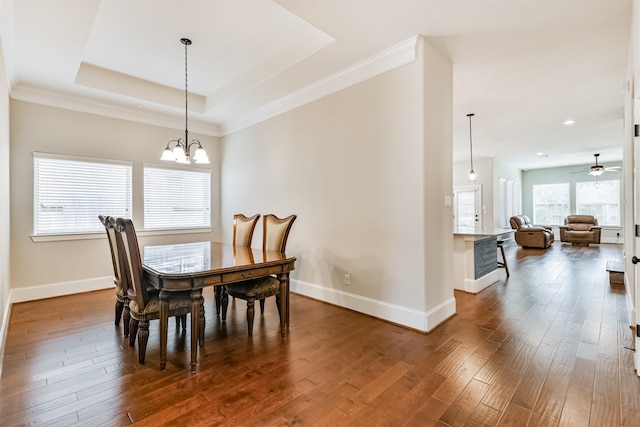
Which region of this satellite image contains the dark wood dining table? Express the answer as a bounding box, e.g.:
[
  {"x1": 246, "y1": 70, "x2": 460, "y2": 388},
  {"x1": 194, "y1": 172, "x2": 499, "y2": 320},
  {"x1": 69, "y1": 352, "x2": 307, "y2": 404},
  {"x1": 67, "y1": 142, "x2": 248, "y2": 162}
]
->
[{"x1": 142, "y1": 241, "x2": 296, "y2": 372}]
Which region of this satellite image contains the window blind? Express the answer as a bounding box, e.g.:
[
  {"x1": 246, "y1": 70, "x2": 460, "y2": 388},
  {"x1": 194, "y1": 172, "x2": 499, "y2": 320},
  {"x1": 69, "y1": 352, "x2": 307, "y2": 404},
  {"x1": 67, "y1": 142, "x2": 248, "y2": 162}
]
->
[
  {"x1": 34, "y1": 153, "x2": 132, "y2": 235},
  {"x1": 144, "y1": 165, "x2": 211, "y2": 230}
]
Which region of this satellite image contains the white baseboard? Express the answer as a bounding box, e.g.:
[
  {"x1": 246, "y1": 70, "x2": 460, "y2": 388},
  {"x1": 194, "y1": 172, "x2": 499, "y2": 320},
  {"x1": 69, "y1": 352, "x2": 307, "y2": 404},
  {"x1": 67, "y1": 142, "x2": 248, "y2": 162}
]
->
[
  {"x1": 463, "y1": 270, "x2": 500, "y2": 294},
  {"x1": 290, "y1": 279, "x2": 456, "y2": 333},
  {"x1": 9, "y1": 276, "x2": 113, "y2": 304},
  {"x1": 0, "y1": 293, "x2": 10, "y2": 377}
]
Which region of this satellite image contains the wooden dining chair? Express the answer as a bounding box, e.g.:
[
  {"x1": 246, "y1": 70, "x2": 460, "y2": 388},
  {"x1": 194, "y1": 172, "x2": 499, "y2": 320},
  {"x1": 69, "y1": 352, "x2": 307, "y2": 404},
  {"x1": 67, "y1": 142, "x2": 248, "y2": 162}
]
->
[
  {"x1": 113, "y1": 217, "x2": 193, "y2": 369},
  {"x1": 223, "y1": 214, "x2": 296, "y2": 336},
  {"x1": 215, "y1": 214, "x2": 260, "y2": 318},
  {"x1": 98, "y1": 215, "x2": 130, "y2": 336}
]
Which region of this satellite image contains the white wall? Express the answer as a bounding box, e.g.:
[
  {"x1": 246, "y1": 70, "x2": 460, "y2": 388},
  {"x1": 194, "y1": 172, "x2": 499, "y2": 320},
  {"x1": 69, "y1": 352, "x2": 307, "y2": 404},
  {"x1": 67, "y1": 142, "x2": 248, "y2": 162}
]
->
[
  {"x1": 9, "y1": 101, "x2": 221, "y2": 300},
  {"x1": 0, "y1": 28, "x2": 11, "y2": 369},
  {"x1": 221, "y1": 37, "x2": 454, "y2": 331}
]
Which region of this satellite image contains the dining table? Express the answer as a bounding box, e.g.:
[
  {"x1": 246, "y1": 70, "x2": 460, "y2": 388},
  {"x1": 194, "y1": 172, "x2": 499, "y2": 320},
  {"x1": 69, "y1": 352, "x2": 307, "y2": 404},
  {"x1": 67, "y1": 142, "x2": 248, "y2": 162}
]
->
[{"x1": 142, "y1": 241, "x2": 296, "y2": 372}]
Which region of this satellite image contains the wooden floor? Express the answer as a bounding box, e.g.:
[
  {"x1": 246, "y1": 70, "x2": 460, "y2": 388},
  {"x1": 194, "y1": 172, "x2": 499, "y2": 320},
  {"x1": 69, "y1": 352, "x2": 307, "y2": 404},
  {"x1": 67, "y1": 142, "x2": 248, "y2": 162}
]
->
[{"x1": 1, "y1": 243, "x2": 639, "y2": 426}]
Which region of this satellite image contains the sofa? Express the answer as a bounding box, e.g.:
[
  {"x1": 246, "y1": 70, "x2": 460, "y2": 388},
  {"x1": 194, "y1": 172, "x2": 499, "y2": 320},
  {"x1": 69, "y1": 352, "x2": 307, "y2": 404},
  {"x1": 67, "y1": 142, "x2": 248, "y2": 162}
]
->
[
  {"x1": 559, "y1": 215, "x2": 601, "y2": 245},
  {"x1": 509, "y1": 215, "x2": 555, "y2": 249}
]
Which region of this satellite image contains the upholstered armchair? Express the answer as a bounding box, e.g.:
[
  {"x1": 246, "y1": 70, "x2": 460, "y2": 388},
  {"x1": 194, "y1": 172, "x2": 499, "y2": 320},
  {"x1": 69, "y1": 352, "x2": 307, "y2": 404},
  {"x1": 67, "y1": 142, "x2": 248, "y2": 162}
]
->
[
  {"x1": 509, "y1": 215, "x2": 554, "y2": 249},
  {"x1": 559, "y1": 215, "x2": 601, "y2": 245}
]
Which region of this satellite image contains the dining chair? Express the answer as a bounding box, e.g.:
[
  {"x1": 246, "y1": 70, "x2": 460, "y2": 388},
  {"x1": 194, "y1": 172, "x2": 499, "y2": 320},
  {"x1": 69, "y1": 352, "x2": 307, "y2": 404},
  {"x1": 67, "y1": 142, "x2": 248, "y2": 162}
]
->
[
  {"x1": 98, "y1": 215, "x2": 130, "y2": 336},
  {"x1": 113, "y1": 217, "x2": 193, "y2": 369},
  {"x1": 216, "y1": 214, "x2": 261, "y2": 319},
  {"x1": 223, "y1": 214, "x2": 296, "y2": 336}
]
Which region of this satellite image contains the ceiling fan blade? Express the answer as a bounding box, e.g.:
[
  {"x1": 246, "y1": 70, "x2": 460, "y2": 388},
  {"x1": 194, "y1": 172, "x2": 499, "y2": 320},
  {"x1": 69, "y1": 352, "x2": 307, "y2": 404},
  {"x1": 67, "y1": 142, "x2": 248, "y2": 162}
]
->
[{"x1": 604, "y1": 166, "x2": 622, "y2": 171}]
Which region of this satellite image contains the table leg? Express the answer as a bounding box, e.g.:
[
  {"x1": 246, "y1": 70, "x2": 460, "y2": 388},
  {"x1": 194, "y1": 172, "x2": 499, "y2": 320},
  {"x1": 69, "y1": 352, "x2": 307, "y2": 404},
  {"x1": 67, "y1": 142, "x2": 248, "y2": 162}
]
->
[
  {"x1": 159, "y1": 290, "x2": 168, "y2": 371},
  {"x1": 190, "y1": 289, "x2": 201, "y2": 373},
  {"x1": 278, "y1": 273, "x2": 287, "y2": 338}
]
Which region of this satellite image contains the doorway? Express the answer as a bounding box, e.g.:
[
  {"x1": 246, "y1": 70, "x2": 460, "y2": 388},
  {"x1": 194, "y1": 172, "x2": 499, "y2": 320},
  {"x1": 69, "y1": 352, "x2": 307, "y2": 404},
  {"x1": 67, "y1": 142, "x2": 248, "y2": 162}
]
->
[{"x1": 454, "y1": 185, "x2": 482, "y2": 234}]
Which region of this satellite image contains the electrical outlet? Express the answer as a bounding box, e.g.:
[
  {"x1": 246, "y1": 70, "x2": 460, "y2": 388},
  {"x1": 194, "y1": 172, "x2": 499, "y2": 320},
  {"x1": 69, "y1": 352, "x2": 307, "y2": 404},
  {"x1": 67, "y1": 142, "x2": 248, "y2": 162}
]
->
[{"x1": 344, "y1": 274, "x2": 351, "y2": 286}]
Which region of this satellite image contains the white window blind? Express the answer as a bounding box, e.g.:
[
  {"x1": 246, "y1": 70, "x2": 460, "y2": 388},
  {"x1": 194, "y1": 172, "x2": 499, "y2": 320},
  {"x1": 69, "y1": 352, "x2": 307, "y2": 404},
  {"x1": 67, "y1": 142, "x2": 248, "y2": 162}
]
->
[
  {"x1": 144, "y1": 165, "x2": 211, "y2": 230},
  {"x1": 34, "y1": 153, "x2": 132, "y2": 235}
]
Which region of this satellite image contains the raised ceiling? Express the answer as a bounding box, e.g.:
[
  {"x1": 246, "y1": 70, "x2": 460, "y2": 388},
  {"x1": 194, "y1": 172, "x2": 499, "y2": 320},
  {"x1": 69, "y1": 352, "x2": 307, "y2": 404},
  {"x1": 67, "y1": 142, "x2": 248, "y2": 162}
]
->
[{"x1": 0, "y1": 0, "x2": 633, "y2": 170}]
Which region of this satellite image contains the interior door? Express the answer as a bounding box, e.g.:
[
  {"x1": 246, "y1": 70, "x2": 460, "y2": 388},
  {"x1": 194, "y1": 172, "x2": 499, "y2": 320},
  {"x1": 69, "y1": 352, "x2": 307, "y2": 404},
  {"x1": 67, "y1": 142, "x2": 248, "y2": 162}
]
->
[{"x1": 454, "y1": 185, "x2": 482, "y2": 234}]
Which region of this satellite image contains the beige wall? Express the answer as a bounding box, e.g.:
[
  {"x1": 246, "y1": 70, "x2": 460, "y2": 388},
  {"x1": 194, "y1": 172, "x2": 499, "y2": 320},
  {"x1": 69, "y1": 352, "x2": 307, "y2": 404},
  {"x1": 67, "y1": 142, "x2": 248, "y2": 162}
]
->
[
  {"x1": 221, "y1": 37, "x2": 454, "y2": 331},
  {"x1": 9, "y1": 101, "x2": 221, "y2": 294},
  {"x1": 0, "y1": 32, "x2": 10, "y2": 363}
]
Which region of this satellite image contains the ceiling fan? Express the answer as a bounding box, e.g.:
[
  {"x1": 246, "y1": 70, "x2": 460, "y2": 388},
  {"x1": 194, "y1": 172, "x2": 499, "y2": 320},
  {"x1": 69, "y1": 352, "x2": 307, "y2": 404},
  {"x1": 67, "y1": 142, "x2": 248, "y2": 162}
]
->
[{"x1": 582, "y1": 153, "x2": 622, "y2": 176}]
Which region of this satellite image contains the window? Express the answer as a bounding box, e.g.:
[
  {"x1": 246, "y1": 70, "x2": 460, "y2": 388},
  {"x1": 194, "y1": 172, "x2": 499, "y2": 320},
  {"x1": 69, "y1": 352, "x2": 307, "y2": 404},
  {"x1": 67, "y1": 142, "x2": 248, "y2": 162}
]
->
[
  {"x1": 533, "y1": 183, "x2": 569, "y2": 225},
  {"x1": 576, "y1": 180, "x2": 620, "y2": 226},
  {"x1": 34, "y1": 153, "x2": 132, "y2": 235},
  {"x1": 144, "y1": 165, "x2": 211, "y2": 230}
]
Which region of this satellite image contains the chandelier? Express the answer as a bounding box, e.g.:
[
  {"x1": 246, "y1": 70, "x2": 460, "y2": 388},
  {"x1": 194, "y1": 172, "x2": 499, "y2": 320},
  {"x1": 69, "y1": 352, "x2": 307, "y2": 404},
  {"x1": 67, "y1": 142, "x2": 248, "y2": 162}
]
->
[{"x1": 161, "y1": 38, "x2": 209, "y2": 164}]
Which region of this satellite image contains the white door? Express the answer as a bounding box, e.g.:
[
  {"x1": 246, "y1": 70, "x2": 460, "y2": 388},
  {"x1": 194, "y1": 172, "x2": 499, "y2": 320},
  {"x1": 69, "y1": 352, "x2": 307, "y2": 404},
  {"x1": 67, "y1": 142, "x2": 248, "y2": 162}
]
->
[{"x1": 454, "y1": 185, "x2": 482, "y2": 234}]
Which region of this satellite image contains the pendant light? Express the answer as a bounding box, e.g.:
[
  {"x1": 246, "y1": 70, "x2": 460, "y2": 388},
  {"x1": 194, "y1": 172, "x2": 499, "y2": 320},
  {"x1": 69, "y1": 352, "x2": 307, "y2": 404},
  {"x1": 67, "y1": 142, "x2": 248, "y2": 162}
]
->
[
  {"x1": 467, "y1": 113, "x2": 476, "y2": 181},
  {"x1": 160, "y1": 38, "x2": 210, "y2": 164}
]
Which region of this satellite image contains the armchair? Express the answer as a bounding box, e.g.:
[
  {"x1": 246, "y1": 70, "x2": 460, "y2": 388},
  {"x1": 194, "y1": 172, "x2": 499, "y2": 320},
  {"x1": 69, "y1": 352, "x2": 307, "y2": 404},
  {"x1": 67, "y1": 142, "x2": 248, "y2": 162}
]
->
[
  {"x1": 559, "y1": 215, "x2": 601, "y2": 245},
  {"x1": 509, "y1": 215, "x2": 554, "y2": 249}
]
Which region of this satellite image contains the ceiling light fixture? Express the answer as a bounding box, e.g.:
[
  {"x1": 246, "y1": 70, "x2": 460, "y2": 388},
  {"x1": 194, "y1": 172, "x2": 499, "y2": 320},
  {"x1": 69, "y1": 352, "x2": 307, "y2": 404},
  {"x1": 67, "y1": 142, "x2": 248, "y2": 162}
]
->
[
  {"x1": 467, "y1": 113, "x2": 476, "y2": 181},
  {"x1": 161, "y1": 38, "x2": 209, "y2": 165},
  {"x1": 589, "y1": 153, "x2": 604, "y2": 176},
  {"x1": 563, "y1": 119, "x2": 575, "y2": 125}
]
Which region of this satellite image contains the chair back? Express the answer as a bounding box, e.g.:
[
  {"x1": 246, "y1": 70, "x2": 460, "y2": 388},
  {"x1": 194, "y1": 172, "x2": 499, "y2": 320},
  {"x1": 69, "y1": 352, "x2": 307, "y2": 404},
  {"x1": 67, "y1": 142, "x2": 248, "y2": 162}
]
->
[
  {"x1": 565, "y1": 215, "x2": 597, "y2": 227},
  {"x1": 510, "y1": 215, "x2": 532, "y2": 231},
  {"x1": 262, "y1": 214, "x2": 297, "y2": 253},
  {"x1": 98, "y1": 215, "x2": 125, "y2": 290},
  {"x1": 113, "y1": 217, "x2": 150, "y2": 311},
  {"x1": 233, "y1": 214, "x2": 260, "y2": 247}
]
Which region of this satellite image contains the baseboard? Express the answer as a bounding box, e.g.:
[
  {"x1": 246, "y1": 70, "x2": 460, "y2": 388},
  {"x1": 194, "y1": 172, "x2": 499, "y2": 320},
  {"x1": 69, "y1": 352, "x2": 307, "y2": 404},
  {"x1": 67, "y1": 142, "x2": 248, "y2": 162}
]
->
[
  {"x1": 0, "y1": 293, "x2": 10, "y2": 378},
  {"x1": 290, "y1": 279, "x2": 456, "y2": 333},
  {"x1": 9, "y1": 276, "x2": 113, "y2": 304},
  {"x1": 463, "y1": 270, "x2": 500, "y2": 294}
]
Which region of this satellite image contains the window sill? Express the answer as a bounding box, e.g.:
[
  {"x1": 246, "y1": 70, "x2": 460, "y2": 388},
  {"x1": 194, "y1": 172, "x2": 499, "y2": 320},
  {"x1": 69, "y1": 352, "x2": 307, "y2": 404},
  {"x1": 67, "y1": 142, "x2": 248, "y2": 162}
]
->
[{"x1": 31, "y1": 228, "x2": 213, "y2": 242}]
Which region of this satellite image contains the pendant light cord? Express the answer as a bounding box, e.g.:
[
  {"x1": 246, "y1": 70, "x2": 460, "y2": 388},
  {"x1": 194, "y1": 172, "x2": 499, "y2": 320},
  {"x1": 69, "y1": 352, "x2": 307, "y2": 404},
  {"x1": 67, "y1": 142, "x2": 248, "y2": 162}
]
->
[
  {"x1": 467, "y1": 113, "x2": 474, "y2": 171},
  {"x1": 183, "y1": 39, "x2": 189, "y2": 142}
]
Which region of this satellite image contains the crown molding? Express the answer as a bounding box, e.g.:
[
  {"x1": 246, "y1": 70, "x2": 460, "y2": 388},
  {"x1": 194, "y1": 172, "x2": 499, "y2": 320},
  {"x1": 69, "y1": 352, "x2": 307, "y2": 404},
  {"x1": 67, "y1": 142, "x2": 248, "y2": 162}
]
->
[
  {"x1": 220, "y1": 35, "x2": 420, "y2": 136},
  {"x1": 10, "y1": 84, "x2": 221, "y2": 137},
  {"x1": 9, "y1": 35, "x2": 421, "y2": 139}
]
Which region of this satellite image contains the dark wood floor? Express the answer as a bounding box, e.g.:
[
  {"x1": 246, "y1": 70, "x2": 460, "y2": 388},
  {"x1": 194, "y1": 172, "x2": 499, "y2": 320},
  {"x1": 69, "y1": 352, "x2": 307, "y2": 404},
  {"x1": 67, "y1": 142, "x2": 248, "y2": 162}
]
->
[{"x1": 1, "y1": 242, "x2": 639, "y2": 426}]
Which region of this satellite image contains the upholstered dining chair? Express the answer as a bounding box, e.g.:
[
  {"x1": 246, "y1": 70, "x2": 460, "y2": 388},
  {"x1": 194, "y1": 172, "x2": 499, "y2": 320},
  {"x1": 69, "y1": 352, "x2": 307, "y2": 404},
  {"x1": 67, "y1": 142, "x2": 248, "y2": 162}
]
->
[
  {"x1": 215, "y1": 214, "x2": 260, "y2": 318},
  {"x1": 223, "y1": 214, "x2": 296, "y2": 336},
  {"x1": 98, "y1": 215, "x2": 130, "y2": 336},
  {"x1": 113, "y1": 217, "x2": 193, "y2": 369}
]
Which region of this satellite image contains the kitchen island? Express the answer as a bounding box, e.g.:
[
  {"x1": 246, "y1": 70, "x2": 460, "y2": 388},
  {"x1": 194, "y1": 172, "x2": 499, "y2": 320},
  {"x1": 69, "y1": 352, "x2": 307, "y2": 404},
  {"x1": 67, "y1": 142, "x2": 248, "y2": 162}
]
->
[{"x1": 453, "y1": 228, "x2": 513, "y2": 293}]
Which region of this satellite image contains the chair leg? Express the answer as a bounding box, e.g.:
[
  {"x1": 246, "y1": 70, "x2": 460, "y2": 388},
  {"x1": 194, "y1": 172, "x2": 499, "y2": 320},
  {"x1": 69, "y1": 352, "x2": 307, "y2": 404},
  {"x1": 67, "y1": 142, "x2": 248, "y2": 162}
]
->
[
  {"x1": 214, "y1": 287, "x2": 222, "y2": 317},
  {"x1": 221, "y1": 288, "x2": 229, "y2": 322},
  {"x1": 498, "y1": 242, "x2": 510, "y2": 277},
  {"x1": 123, "y1": 297, "x2": 130, "y2": 337},
  {"x1": 180, "y1": 314, "x2": 187, "y2": 330},
  {"x1": 115, "y1": 299, "x2": 124, "y2": 326},
  {"x1": 246, "y1": 301, "x2": 255, "y2": 336},
  {"x1": 275, "y1": 294, "x2": 282, "y2": 319},
  {"x1": 137, "y1": 319, "x2": 149, "y2": 364},
  {"x1": 129, "y1": 318, "x2": 139, "y2": 346},
  {"x1": 199, "y1": 298, "x2": 205, "y2": 347},
  {"x1": 259, "y1": 298, "x2": 266, "y2": 314}
]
